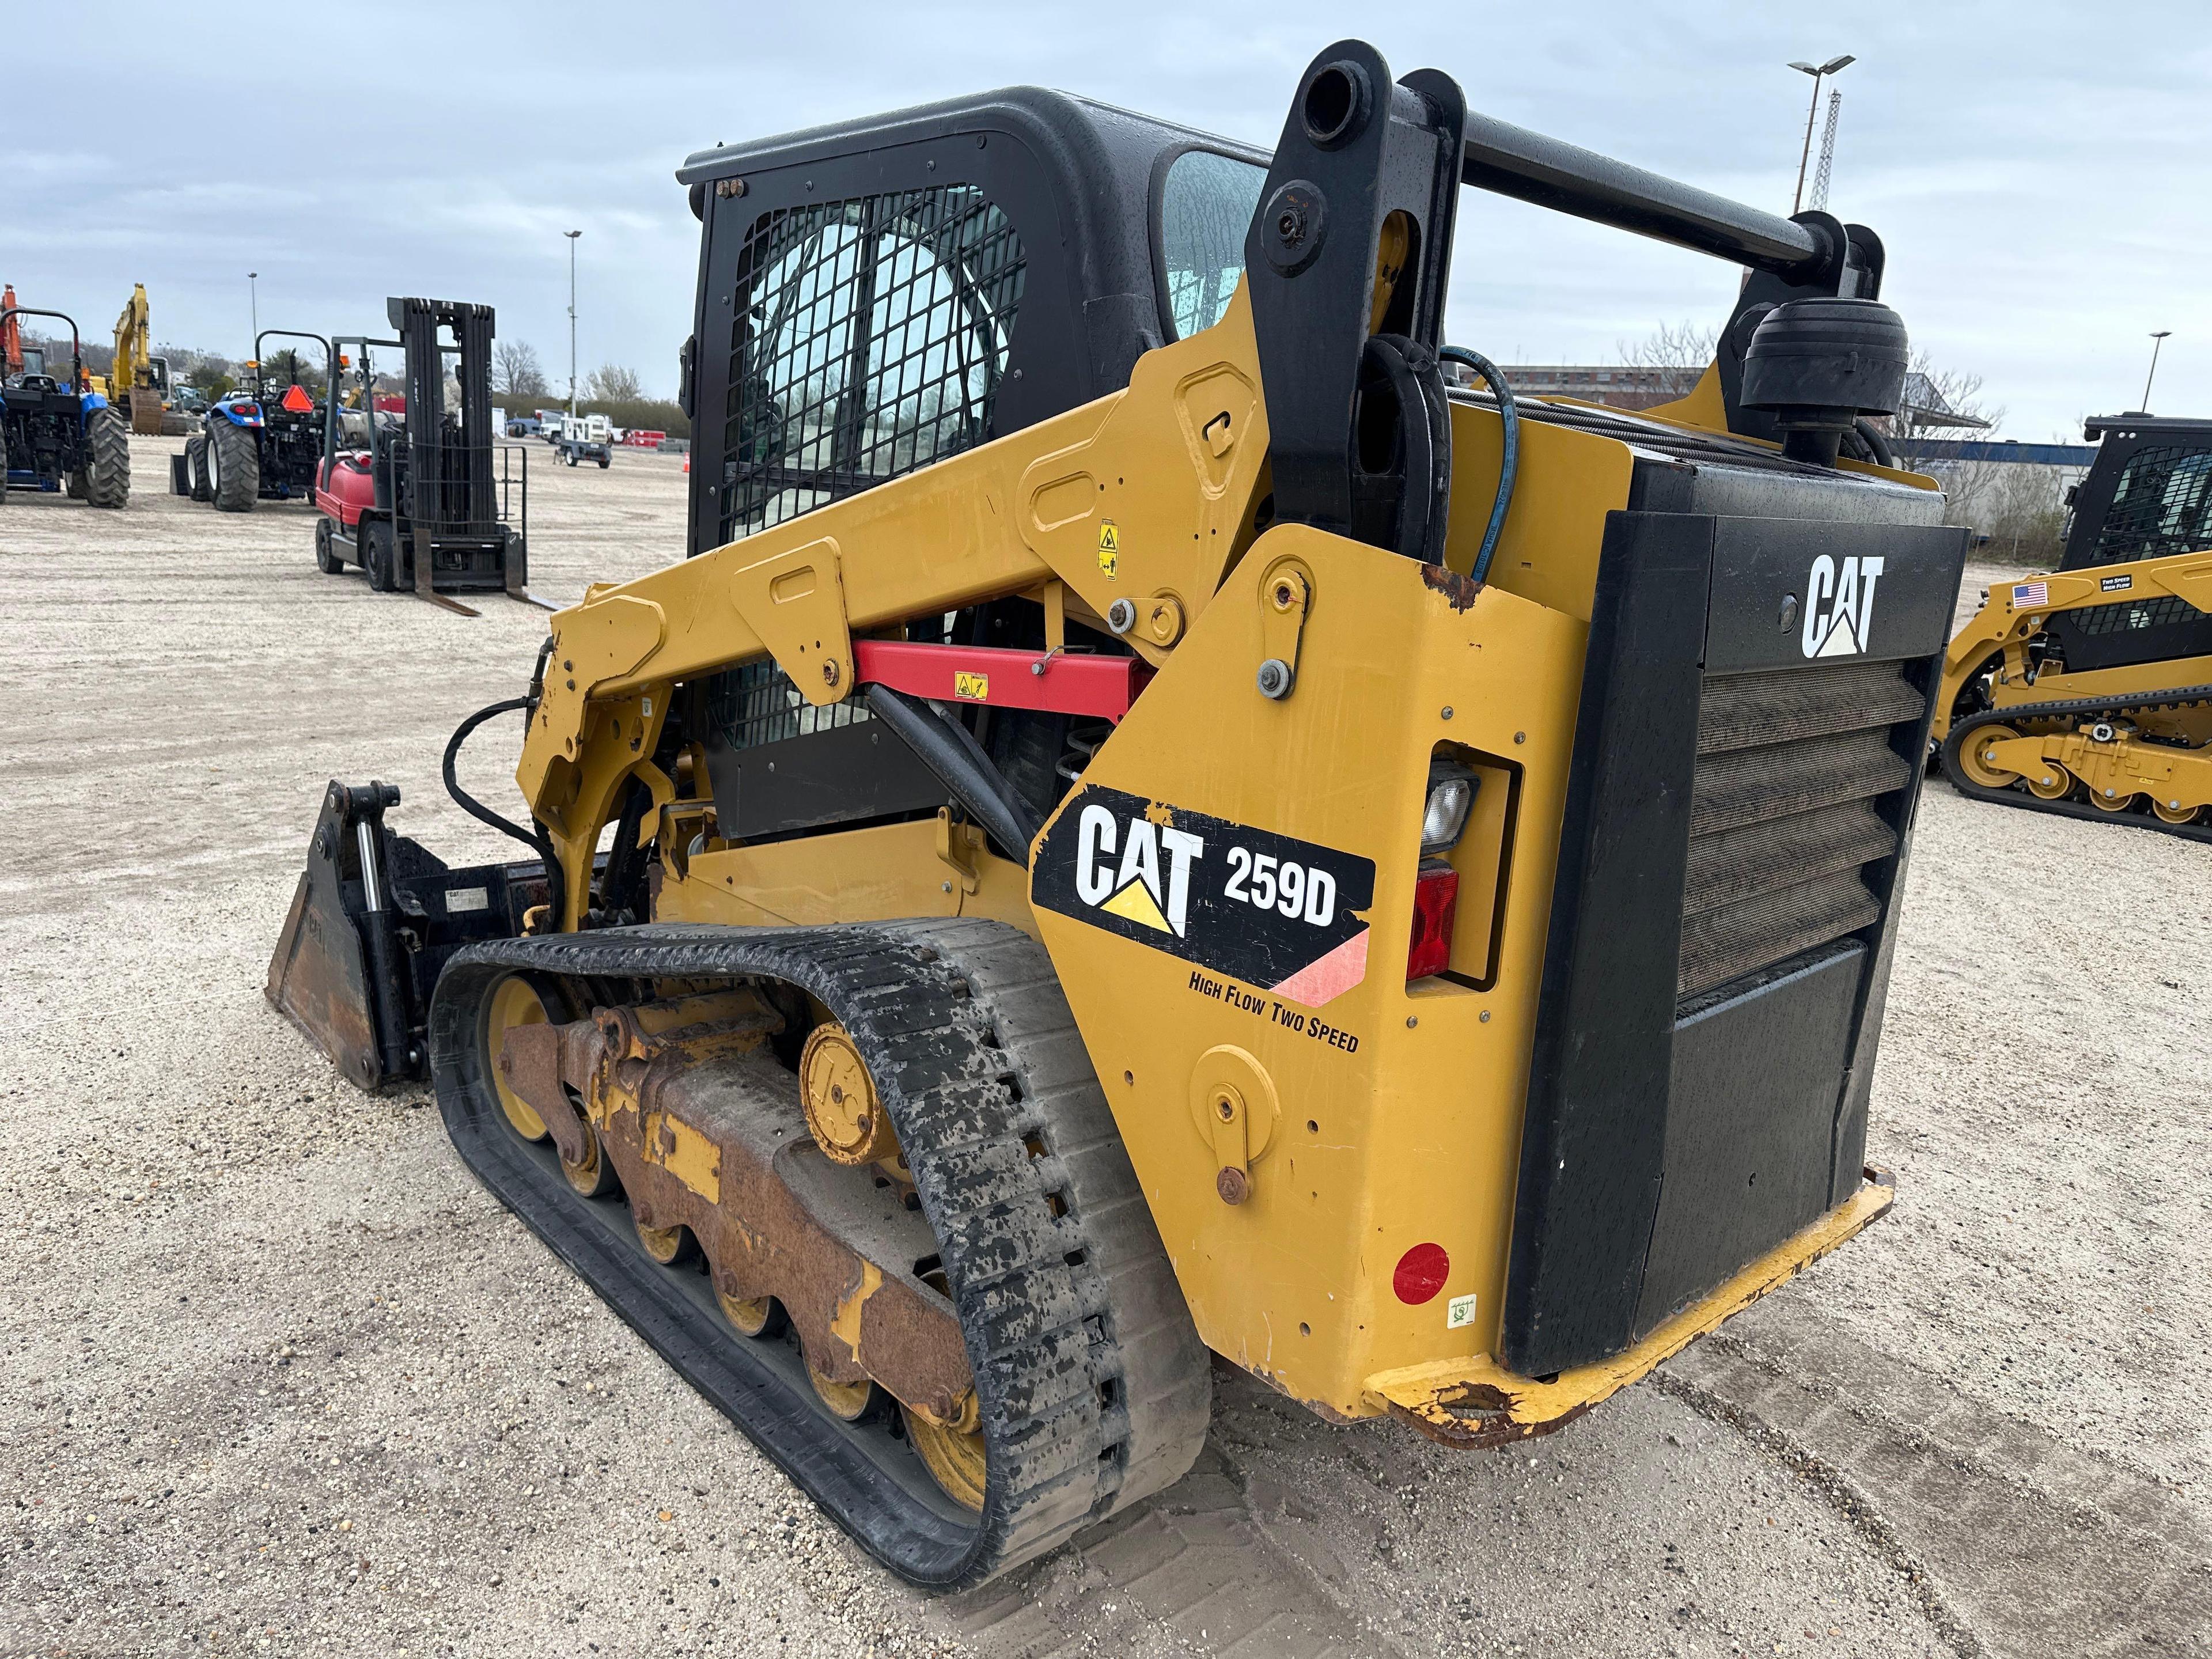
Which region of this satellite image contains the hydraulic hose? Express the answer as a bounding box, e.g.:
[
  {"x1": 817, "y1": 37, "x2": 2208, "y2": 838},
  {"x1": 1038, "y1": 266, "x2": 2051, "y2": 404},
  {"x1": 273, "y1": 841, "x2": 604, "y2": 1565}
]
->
[
  {"x1": 864, "y1": 684, "x2": 1043, "y2": 863},
  {"x1": 442, "y1": 698, "x2": 541, "y2": 853},
  {"x1": 444, "y1": 633, "x2": 568, "y2": 927},
  {"x1": 1438, "y1": 346, "x2": 1520, "y2": 582},
  {"x1": 1853, "y1": 416, "x2": 1896, "y2": 468}
]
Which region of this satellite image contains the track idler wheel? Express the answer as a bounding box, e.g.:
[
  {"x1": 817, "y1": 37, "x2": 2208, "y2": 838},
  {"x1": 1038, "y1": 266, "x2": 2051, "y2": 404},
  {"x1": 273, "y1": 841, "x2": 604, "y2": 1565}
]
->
[
  {"x1": 484, "y1": 976, "x2": 555, "y2": 1143},
  {"x1": 1955, "y1": 722, "x2": 2022, "y2": 790},
  {"x1": 2152, "y1": 798, "x2": 2205, "y2": 825}
]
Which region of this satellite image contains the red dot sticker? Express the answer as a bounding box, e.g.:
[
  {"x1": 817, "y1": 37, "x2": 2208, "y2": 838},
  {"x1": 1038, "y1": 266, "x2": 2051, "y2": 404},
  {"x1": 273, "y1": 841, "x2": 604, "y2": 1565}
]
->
[{"x1": 1393, "y1": 1242, "x2": 1450, "y2": 1304}]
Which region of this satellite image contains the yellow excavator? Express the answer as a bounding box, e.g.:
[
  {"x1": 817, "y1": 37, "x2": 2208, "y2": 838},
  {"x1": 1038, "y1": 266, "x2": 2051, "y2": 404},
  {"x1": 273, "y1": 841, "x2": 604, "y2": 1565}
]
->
[
  {"x1": 109, "y1": 283, "x2": 169, "y2": 435},
  {"x1": 268, "y1": 42, "x2": 1967, "y2": 1586}
]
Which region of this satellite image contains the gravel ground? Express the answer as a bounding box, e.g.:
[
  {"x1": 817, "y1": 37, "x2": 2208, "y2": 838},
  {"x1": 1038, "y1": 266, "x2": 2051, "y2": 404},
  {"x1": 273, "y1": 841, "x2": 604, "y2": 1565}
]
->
[{"x1": 1, "y1": 441, "x2": 2203, "y2": 1657}]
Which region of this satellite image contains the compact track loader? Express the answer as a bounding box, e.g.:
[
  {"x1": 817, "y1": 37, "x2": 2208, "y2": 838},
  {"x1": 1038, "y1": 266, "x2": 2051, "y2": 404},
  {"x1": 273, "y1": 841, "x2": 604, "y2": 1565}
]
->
[
  {"x1": 1936, "y1": 414, "x2": 2212, "y2": 838},
  {"x1": 269, "y1": 43, "x2": 1967, "y2": 1586}
]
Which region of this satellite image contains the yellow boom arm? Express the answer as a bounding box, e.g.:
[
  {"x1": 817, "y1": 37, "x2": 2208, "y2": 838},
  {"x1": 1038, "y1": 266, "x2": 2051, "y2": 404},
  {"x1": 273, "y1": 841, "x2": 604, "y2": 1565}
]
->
[{"x1": 517, "y1": 290, "x2": 1275, "y2": 929}]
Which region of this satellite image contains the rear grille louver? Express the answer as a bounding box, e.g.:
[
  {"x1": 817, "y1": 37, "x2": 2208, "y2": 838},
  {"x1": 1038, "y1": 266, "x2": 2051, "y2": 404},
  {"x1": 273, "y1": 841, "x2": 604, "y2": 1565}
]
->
[{"x1": 1678, "y1": 660, "x2": 1926, "y2": 1001}]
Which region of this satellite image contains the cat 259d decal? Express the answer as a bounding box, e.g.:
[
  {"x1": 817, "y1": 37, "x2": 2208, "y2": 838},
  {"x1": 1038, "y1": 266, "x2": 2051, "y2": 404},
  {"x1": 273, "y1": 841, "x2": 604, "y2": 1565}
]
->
[{"x1": 1031, "y1": 785, "x2": 1377, "y2": 1007}]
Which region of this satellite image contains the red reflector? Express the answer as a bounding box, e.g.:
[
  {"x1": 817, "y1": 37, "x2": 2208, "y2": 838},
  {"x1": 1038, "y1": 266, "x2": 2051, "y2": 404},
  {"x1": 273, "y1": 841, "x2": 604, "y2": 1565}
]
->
[
  {"x1": 1406, "y1": 862, "x2": 1460, "y2": 980},
  {"x1": 281, "y1": 384, "x2": 313, "y2": 413},
  {"x1": 1393, "y1": 1242, "x2": 1450, "y2": 1304}
]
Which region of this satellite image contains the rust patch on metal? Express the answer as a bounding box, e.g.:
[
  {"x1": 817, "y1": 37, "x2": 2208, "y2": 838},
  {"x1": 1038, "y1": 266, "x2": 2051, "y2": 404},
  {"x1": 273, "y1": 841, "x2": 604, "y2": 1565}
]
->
[
  {"x1": 1384, "y1": 1389, "x2": 1592, "y2": 1450},
  {"x1": 266, "y1": 873, "x2": 382, "y2": 1093},
  {"x1": 1421, "y1": 563, "x2": 1485, "y2": 612},
  {"x1": 513, "y1": 996, "x2": 974, "y2": 1424},
  {"x1": 497, "y1": 1022, "x2": 593, "y2": 1167}
]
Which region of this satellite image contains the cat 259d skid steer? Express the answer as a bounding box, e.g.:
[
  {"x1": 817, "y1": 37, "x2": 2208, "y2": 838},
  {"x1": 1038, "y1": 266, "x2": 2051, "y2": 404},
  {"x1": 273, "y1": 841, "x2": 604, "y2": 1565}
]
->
[
  {"x1": 268, "y1": 42, "x2": 1967, "y2": 1587},
  {"x1": 1936, "y1": 412, "x2": 2212, "y2": 837}
]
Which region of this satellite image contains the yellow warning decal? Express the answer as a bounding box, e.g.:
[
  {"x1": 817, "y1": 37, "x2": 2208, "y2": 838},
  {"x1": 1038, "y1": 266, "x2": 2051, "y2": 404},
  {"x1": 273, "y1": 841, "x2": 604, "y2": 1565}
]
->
[
  {"x1": 1097, "y1": 520, "x2": 1120, "y2": 578},
  {"x1": 953, "y1": 671, "x2": 990, "y2": 702}
]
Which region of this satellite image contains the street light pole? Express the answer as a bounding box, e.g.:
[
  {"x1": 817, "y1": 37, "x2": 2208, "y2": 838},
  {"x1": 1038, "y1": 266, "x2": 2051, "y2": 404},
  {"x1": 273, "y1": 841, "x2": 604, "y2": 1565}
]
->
[
  {"x1": 565, "y1": 230, "x2": 582, "y2": 419},
  {"x1": 1789, "y1": 55, "x2": 1855, "y2": 214},
  {"x1": 2142, "y1": 331, "x2": 2173, "y2": 412}
]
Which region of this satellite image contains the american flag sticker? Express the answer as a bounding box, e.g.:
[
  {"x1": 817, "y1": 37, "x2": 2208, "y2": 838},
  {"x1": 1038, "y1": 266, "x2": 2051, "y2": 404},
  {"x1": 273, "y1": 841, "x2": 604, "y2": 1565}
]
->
[{"x1": 2013, "y1": 581, "x2": 2048, "y2": 607}]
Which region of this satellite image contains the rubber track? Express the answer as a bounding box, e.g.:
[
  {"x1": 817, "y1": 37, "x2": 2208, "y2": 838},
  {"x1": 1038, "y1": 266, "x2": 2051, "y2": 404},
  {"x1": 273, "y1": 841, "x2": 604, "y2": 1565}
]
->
[
  {"x1": 426, "y1": 917, "x2": 1209, "y2": 1588},
  {"x1": 1940, "y1": 687, "x2": 2212, "y2": 845}
]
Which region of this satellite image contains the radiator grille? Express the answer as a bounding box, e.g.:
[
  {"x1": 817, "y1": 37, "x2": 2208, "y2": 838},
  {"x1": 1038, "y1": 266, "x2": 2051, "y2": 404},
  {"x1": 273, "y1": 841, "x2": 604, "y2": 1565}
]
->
[{"x1": 1679, "y1": 660, "x2": 1925, "y2": 999}]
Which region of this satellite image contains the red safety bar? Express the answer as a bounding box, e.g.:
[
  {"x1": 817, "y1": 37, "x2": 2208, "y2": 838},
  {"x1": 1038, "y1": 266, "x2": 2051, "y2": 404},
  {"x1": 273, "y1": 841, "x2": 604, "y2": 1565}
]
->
[{"x1": 851, "y1": 641, "x2": 1151, "y2": 722}]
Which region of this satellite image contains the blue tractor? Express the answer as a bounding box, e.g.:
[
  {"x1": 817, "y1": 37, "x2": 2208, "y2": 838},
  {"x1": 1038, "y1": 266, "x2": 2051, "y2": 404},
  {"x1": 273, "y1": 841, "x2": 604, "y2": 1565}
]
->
[
  {"x1": 174, "y1": 330, "x2": 330, "y2": 512},
  {"x1": 0, "y1": 304, "x2": 131, "y2": 510}
]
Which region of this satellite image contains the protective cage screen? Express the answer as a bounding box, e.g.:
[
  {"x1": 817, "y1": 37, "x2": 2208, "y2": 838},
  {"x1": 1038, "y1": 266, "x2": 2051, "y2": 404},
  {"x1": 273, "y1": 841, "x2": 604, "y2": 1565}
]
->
[
  {"x1": 2092, "y1": 444, "x2": 2212, "y2": 563},
  {"x1": 717, "y1": 185, "x2": 1027, "y2": 546}
]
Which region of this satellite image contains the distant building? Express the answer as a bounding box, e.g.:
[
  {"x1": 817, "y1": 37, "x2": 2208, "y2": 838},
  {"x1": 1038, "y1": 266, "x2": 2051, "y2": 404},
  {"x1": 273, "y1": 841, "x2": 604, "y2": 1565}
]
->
[{"x1": 1889, "y1": 438, "x2": 2097, "y2": 507}]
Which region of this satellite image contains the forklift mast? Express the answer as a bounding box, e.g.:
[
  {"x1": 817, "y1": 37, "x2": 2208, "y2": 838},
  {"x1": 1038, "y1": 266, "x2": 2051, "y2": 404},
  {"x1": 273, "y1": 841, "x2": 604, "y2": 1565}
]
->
[{"x1": 389, "y1": 297, "x2": 501, "y2": 540}]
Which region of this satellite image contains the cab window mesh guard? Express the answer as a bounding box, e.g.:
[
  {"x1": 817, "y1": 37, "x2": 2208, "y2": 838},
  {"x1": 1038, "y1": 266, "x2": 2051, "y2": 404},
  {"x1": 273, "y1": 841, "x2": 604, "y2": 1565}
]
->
[
  {"x1": 2094, "y1": 445, "x2": 2212, "y2": 564},
  {"x1": 719, "y1": 185, "x2": 1025, "y2": 545},
  {"x1": 709, "y1": 658, "x2": 872, "y2": 751}
]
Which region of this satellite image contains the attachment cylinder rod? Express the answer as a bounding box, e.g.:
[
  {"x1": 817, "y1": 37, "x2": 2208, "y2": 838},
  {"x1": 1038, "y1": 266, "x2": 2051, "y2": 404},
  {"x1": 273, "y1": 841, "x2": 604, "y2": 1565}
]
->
[{"x1": 1459, "y1": 111, "x2": 1830, "y2": 283}]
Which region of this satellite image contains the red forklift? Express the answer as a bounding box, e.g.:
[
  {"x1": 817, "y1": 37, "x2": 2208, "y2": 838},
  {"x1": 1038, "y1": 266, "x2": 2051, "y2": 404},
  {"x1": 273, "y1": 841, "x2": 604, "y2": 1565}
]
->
[{"x1": 312, "y1": 297, "x2": 544, "y2": 616}]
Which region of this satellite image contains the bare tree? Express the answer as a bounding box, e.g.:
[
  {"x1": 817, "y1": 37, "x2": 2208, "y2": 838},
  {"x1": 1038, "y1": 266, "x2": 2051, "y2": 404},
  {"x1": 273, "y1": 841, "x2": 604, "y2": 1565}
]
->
[
  {"x1": 586, "y1": 362, "x2": 645, "y2": 401},
  {"x1": 1880, "y1": 350, "x2": 2010, "y2": 529},
  {"x1": 1889, "y1": 349, "x2": 2003, "y2": 448},
  {"x1": 494, "y1": 339, "x2": 550, "y2": 400},
  {"x1": 1613, "y1": 319, "x2": 1720, "y2": 398}
]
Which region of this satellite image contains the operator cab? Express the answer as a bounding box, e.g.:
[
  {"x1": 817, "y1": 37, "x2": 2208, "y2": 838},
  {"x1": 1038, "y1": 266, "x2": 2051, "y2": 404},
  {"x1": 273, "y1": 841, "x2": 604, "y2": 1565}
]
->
[{"x1": 677, "y1": 89, "x2": 1270, "y2": 556}]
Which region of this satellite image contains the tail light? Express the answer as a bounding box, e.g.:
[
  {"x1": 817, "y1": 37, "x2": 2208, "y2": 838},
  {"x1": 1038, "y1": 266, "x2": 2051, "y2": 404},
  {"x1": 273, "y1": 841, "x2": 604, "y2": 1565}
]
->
[
  {"x1": 1407, "y1": 760, "x2": 1475, "y2": 979},
  {"x1": 1407, "y1": 861, "x2": 1460, "y2": 980}
]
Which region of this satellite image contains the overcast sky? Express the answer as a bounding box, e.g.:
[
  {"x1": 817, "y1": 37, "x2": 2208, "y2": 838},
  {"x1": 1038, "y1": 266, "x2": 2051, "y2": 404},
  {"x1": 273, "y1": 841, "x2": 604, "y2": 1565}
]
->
[{"x1": 13, "y1": 3, "x2": 2209, "y2": 438}]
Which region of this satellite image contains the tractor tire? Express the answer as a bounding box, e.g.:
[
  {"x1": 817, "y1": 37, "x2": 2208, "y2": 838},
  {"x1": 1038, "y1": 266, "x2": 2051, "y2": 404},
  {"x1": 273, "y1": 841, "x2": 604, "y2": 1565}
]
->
[
  {"x1": 208, "y1": 419, "x2": 259, "y2": 512},
  {"x1": 315, "y1": 516, "x2": 345, "y2": 574},
  {"x1": 185, "y1": 433, "x2": 211, "y2": 502},
  {"x1": 84, "y1": 409, "x2": 131, "y2": 509},
  {"x1": 363, "y1": 520, "x2": 398, "y2": 592},
  {"x1": 0, "y1": 426, "x2": 8, "y2": 509},
  {"x1": 66, "y1": 468, "x2": 88, "y2": 499},
  {"x1": 597, "y1": 452, "x2": 609, "y2": 469}
]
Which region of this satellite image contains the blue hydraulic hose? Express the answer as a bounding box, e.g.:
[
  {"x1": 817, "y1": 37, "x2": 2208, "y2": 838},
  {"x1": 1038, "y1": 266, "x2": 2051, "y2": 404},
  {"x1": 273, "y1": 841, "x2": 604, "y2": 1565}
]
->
[{"x1": 1437, "y1": 346, "x2": 1519, "y2": 582}]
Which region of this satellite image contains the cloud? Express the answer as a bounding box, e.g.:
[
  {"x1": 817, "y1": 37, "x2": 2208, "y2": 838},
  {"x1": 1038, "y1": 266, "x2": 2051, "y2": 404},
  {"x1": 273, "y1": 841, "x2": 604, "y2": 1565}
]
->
[{"x1": 10, "y1": 0, "x2": 2207, "y2": 431}]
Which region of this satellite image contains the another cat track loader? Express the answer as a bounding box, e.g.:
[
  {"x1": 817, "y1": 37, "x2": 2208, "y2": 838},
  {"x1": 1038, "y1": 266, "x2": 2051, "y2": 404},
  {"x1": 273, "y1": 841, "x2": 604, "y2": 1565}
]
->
[
  {"x1": 1936, "y1": 412, "x2": 2212, "y2": 839},
  {"x1": 268, "y1": 43, "x2": 1967, "y2": 1588}
]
